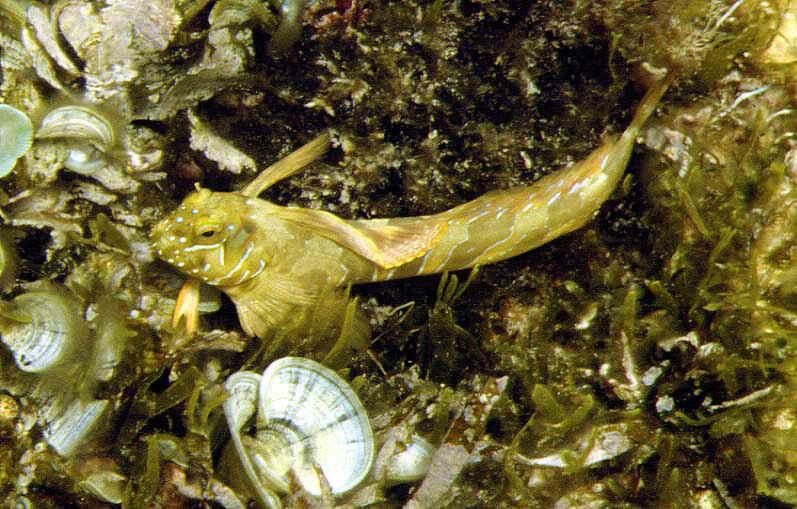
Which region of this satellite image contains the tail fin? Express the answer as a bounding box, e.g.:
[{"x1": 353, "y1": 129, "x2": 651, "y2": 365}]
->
[
  {"x1": 598, "y1": 73, "x2": 673, "y2": 189},
  {"x1": 627, "y1": 73, "x2": 674, "y2": 134}
]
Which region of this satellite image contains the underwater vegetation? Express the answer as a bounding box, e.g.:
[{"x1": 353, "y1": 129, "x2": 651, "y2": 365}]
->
[{"x1": 0, "y1": 0, "x2": 795, "y2": 507}]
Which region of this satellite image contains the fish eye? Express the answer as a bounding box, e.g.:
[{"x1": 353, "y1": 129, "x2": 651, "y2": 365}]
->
[{"x1": 197, "y1": 223, "x2": 221, "y2": 239}]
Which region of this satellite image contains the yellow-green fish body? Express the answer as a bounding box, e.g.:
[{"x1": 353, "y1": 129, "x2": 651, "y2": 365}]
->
[{"x1": 150, "y1": 77, "x2": 671, "y2": 339}]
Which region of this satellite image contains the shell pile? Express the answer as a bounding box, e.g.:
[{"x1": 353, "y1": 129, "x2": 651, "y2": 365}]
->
[{"x1": 0, "y1": 284, "x2": 130, "y2": 457}]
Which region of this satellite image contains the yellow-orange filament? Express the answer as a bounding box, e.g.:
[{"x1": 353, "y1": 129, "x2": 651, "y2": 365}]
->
[{"x1": 173, "y1": 277, "x2": 201, "y2": 336}]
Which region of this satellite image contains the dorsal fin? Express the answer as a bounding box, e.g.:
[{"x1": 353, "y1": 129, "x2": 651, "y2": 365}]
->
[{"x1": 241, "y1": 131, "x2": 332, "y2": 197}]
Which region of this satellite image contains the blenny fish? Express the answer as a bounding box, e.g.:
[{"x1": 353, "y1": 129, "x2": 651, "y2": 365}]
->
[{"x1": 151, "y1": 76, "x2": 671, "y2": 340}]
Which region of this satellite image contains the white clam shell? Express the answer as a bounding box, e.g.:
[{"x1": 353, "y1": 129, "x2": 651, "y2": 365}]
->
[
  {"x1": 36, "y1": 106, "x2": 116, "y2": 174},
  {"x1": 0, "y1": 104, "x2": 33, "y2": 178},
  {"x1": 0, "y1": 288, "x2": 85, "y2": 373},
  {"x1": 224, "y1": 357, "x2": 374, "y2": 504},
  {"x1": 36, "y1": 106, "x2": 114, "y2": 148},
  {"x1": 254, "y1": 357, "x2": 374, "y2": 497},
  {"x1": 44, "y1": 398, "x2": 109, "y2": 457}
]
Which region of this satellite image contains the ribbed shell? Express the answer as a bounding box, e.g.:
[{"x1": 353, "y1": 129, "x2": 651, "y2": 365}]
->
[
  {"x1": 36, "y1": 106, "x2": 115, "y2": 174},
  {"x1": 44, "y1": 398, "x2": 109, "y2": 457},
  {"x1": 0, "y1": 104, "x2": 33, "y2": 178},
  {"x1": 255, "y1": 357, "x2": 374, "y2": 497},
  {"x1": 224, "y1": 370, "x2": 260, "y2": 433},
  {"x1": 224, "y1": 371, "x2": 284, "y2": 509},
  {"x1": 36, "y1": 106, "x2": 114, "y2": 148},
  {"x1": 0, "y1": 289, "x2": 85, "y2": 373}
]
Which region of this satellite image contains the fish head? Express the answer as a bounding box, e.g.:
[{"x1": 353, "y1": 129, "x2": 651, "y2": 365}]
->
[{"x1": 150, "y1": 188, "x2": 259, "y2": 285}]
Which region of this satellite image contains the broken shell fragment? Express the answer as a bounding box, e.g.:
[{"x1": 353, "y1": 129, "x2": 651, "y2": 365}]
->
[
  {"x1": 125, "y1": 124, "x2": 165, "y2": 175},
  {"x1": 515, "y1": 423, "x2": 633, "y2": 470},
  {"x1": 44, "y1": 398, "x2": 110, "y2": 457},
  {"x1": 26, "y1": 4, "x2": 81, "y2": 76},
  {"x1": 0, "y1": 104, "x2": 33, "y2": 178},
  {"x1": 0, "y1": 286, "x2": 87, "y2": 373},
  {"x1": 78, "y1": 467, "x2": 126, "y2": 505}
]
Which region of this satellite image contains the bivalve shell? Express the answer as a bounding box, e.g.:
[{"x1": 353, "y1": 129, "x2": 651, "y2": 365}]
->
[
  {"x1": 254, "y1": 357, "x2": 374, "y2": 497},
  {"x1": 36, "y1": 106, "x2": 114, "y2": 147},
  {"x1": 0, "y1": 104, "x2": 33, "y2": 178},
  {"x1": 224, "y1": 371, "x2": 261, "y2": 433},
  {"x1": 0, "y1": 287, "x2": 86, "y2": 373},
  {"x1": 224, "y1": 371, "x2": 283, "y2": 509},
  {"x1": 224, "y1": 357, "x2": 374, "y2": 504},
  {"x1": 36, "y1": 106, "x2": 115, "y2": 173}
]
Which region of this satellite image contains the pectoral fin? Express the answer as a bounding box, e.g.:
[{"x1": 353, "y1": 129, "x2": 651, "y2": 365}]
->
[
  {"x1": 229, "y1": 271, "x2": 317, "y2": 338},
  {"x1": 235, "y1": 297, "x2": 281, "y2": 338},
  {"x1": 276, "y1": 207, "x2": 447, "y2": 269}
]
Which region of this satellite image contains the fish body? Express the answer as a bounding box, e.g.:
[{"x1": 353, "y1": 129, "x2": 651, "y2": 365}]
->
[{"x1": 150, "y1": 77, "x2": 671, "y2": 338}]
